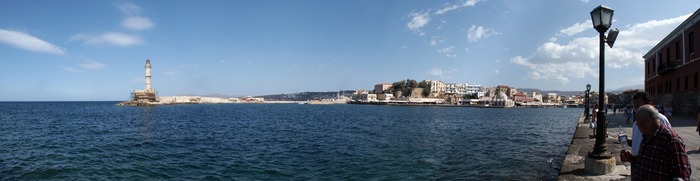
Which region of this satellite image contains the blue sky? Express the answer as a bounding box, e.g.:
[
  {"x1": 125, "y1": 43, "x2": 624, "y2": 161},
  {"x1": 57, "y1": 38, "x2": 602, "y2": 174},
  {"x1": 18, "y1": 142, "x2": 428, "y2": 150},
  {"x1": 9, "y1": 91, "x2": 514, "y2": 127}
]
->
[{"x1": 1, "y1": 0, "x2": 699, "y2": 101}]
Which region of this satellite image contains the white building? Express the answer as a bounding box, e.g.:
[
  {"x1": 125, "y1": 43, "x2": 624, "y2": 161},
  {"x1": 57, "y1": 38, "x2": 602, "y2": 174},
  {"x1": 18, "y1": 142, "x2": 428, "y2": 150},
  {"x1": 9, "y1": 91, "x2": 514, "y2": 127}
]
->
[
  {"x1": 426, "y1": 80, "x2": 446, "y2": 94},
  {"x1": 465, "y1": 84, "x2": 483, "y2": 97},
  {"x1": 444, "y1": 83, "x2": 464, "y2": 95}
]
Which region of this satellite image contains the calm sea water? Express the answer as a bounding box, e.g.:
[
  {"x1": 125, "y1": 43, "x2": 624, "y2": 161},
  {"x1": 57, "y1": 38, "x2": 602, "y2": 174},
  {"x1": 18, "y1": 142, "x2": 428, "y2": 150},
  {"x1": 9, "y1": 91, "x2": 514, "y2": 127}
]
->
[{"x1": 0, "y1": 102, "x2": 580, "y2": 180}]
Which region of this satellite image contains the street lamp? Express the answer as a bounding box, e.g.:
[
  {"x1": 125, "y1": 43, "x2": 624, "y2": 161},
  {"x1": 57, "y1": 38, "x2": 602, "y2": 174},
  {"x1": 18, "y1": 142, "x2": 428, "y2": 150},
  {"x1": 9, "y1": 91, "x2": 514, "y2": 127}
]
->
[
  {"x1": 585, "y1": 84, "x2": 591, "y2": 120},
  {"x1": 589, "y1": 5, "x2": 617, "y2": 160}
]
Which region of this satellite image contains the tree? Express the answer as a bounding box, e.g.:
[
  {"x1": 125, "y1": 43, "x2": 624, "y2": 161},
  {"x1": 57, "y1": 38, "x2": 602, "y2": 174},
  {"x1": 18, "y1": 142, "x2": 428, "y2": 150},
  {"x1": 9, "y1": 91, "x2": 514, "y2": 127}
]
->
[
  {"x1": 463, "y1": 94, "x2": 478, "y2": 99},
  {"x1": 418, "y1": 80, "x2": 431, "y2": 97}
]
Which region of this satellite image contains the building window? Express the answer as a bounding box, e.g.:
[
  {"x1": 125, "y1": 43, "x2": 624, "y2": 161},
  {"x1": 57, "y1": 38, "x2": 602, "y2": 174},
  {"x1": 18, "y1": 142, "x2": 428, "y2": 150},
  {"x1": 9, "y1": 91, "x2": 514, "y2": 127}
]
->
[
  {"x1": 676, "y1": 41, "x2": 681, "y2": 61},
  {"x1": 691, "y1": 32, "x2": 695, "y2": 54},
  {"x1": 677, "y1": 78, "x2": 680, "y2": 91},
  {"x1": 667, "y1": 48, "x2": 671, "y2": 65},
  {"x1": 646, "y1": 62, "x2": 650, "y2": 75},
  {"x1": 658, "y1": 84, "x2": 662, "y2": 94},
  {"x1": 693, "y1": 72, "x2": 698, "y2": 88},
  {"x1": 685, "y1": 75, "x2": 689, "y2": 90}
]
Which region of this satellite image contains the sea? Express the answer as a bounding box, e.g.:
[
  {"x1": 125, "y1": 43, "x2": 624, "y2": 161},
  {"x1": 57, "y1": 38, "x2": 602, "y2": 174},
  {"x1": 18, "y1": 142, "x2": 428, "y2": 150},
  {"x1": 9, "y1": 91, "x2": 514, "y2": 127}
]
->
[{"x1": 0, "y1": 102, "x2": 580, "y2": 180}]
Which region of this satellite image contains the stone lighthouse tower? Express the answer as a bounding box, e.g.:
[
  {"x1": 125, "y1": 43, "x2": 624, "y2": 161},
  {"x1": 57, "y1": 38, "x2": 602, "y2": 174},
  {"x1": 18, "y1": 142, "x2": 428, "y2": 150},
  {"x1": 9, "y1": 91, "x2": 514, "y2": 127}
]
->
[
  {"x1": 145, "y1": 58, "x2": 152, "y2": 91},
  {"x1": 128, "y1": 58, "x2": 157, "y2": 103}
]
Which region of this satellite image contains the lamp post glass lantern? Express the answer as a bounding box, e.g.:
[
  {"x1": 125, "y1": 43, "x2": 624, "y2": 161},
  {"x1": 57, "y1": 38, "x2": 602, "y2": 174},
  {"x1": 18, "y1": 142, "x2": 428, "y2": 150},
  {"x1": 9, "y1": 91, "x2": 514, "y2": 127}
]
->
[
  {"x1": 589, "y1": 5, "x2": 614, "y2": 159},
  {"x1": 590, "y1": 5, "x2": 614, "y2": 33}
]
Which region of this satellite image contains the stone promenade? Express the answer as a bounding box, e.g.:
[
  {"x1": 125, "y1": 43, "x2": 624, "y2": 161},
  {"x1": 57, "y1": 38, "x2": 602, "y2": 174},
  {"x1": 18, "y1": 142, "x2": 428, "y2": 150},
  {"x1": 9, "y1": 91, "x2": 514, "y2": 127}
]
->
[{"x1": 558, "y1": 111, "x2": 700, "y2": 180}]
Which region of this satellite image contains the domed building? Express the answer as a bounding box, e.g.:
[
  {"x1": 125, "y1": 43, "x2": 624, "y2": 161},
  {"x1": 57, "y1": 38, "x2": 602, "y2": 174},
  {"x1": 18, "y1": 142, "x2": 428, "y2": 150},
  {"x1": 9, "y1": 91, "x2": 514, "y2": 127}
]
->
[
  {"x1": 476, "y1": 89, "x2": 515, "y2": 108},
  {"x1": 491, "y1": 92, "x2": 515, "y2": 108}
]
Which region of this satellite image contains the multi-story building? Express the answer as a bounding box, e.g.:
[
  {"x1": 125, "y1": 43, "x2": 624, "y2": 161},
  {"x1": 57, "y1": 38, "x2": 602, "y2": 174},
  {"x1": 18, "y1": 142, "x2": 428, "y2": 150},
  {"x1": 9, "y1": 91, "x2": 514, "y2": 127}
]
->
[
  {"x1": 496, "y1": 85, "x2": 510, "y2": 95},
  {"x1": 426, "y1": 80, "x2": 446, "y2": 95},
  {"x1": 531, "y1": 92, "x2": 543, "y2": 102},
  {"x1": 374, "y1": 83, "x2": 392, "y2": 94},
  {"x1": 444, "y1": 83, "x2": 461, "y2": 95},
  {"x1": 643, "y1": 8, "x2": 700, "y2": 117},
  {"x1": 464, "y1": 84, "x2": 482, "y2": 97}
]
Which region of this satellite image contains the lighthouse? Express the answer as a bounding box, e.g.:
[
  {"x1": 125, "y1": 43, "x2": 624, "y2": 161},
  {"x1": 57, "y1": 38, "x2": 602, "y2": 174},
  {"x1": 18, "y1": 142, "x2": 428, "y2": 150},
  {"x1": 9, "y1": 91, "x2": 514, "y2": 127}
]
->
[
  {"x1": 145, "y1": 58, "x2": 152, "y2": 91},
  {"x1": 126, "y1": 58, "x2": 157, "y2": 103}
]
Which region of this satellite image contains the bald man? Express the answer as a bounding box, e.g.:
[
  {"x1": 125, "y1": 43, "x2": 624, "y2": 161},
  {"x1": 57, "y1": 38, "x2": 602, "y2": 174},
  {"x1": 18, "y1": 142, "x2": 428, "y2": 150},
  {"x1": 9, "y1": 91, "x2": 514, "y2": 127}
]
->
[{"x1": 620, "y1": 105, "x2": 690, "y2": 180}]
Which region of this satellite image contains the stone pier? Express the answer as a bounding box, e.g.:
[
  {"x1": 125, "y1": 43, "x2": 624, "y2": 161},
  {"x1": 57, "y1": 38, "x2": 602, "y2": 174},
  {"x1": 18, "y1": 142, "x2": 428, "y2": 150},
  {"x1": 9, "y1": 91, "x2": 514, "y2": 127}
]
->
[{"x1": 559, "y1": 111, "x2": 700, "y2": 180}]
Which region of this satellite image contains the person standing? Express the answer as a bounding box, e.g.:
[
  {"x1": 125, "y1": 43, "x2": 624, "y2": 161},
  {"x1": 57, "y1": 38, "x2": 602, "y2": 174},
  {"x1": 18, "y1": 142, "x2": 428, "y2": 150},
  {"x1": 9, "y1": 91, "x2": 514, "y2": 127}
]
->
[
  {"x1": 625, "y1": 106, "x2": 631, "y2": 124},
  {"x1": 696, "y1": 112, "x2": 700, "y2": 151},
  {"x1": 630, "y1": 92, "x2": 671, "y2": 158},
  {"x1": 620, "y1": 105, "x2": 691, "y2": 180}
]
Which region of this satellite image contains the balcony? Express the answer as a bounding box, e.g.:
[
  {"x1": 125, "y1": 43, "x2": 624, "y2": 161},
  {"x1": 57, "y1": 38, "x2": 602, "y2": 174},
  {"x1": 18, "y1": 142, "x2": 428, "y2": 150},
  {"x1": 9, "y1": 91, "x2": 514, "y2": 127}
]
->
[{"x1": 658, "y1": 62, "x2": 677, "y2": 75}]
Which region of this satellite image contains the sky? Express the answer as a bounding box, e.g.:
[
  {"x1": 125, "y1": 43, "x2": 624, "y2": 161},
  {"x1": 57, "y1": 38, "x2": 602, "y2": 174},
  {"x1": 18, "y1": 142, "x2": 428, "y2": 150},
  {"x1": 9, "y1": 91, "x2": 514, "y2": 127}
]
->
[{"x1": 1, "y1": 0, "x2": 699, "y2": 101}]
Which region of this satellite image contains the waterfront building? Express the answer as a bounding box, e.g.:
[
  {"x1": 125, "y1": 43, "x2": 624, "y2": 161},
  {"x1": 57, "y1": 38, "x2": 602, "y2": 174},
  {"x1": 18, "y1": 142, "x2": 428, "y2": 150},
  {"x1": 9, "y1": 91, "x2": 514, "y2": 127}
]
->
[
  {"x1": 531, "y1": 92, "x2": 543, "y2": 102},
  {"x1": 377, "y1": 94, "x2": 394, "y2": 101},
  {"x1": 351, "y1": 90, "x2": 377, "y2": 102},
  {"x1": 465, "y1": 84, "x2": 483, "y2": 97},
  {"x1": 479, "y1": 92, "x2": 515, "y2": 108},
  {"x1": 507, "y1": 87, "x2": 517, "y2": 98},
  {"x1": 496, "y1": 85, "x2": 510, "y2": 96},
  {"x1": 513, "y1": 92, "x2": 535, "y2": 103},
  {"x1": 643, "y1": 8, "x2": 700, "y2": 117},
  {"x1": 426, "y1": 80, "x2": 446, "y2": 96},
  {"x1": 544, "y1": 93, "x2": 559, "y2": 103},
  {"x1": 590, "y1": 92, "x2": 609, "y2": 105},
  {"x1": 374, "y1": 83, "x2": 392, "y2": 94},
  {"x1": 444, "y1": 83, "x2": 465, "y2": 95}
]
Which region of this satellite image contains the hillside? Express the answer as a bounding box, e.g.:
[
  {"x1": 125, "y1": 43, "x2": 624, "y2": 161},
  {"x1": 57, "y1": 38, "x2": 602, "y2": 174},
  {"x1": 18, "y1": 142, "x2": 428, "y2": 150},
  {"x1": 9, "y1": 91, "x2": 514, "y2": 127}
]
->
[{"x1": 258, "y1": 90, "x2": 356, "y2": 101}]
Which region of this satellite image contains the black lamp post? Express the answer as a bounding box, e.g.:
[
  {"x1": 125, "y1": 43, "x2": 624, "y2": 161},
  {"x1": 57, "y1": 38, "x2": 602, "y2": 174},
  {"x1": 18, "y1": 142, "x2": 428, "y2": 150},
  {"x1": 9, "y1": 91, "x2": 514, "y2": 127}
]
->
[
  {"x1": 585, "y1": 84, "x2": 591, "y2": 120},
  {"x1": 589, "y1": 5, "x2": 617, "y2": 159}
]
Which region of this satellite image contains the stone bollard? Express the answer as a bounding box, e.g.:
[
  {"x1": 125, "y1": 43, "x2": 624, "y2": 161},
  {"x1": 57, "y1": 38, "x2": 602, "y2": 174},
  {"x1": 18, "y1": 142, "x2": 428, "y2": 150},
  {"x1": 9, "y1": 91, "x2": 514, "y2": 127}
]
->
[{"x1": 584, "y1": 155, "x2": 616, "y2": 175}]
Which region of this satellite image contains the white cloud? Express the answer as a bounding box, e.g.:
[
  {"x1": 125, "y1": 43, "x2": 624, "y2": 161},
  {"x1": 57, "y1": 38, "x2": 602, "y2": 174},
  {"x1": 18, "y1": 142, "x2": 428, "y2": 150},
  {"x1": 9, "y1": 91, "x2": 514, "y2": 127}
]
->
[
  {"x1": 407, "y1": 12, "x2": 430, "y2": 35},
  {"x1": 435, "y1": 5, "x2": 460, "y2": 15},
  {"x1": 401, "y1": 45, "x2": 408, "y2": 49},
  {"x1": 428, "y1": 67, "x2": 444, "y2": 76},
  {"x1": 494, "y1": 69, "x2": 500, "y2": 74},
  {"x1": 467, "y1": 25, "x2": 499, "y2": 42},
  {"x1": 558, "y1": 20, "x2": 591, "y2": 37},
  {"x1": 427, "y1": 67, "x2": 457, "y2": 78},
  {"x1": 463, "y1": 0, "x2": 480, "y2": 6},
  {"x1": 117, "y1": 2, "x2": 142, "y2": 16},
  {"x1": 581, "y1": 0, "x2": 590, "y2": 2},
  {"x1": 0, "y1": 28, "x2": 65, "y2": 55},
  {"x1": 81, "y1": 60, "x2": 107, "y2": 70},
  {"x1": 430, "y1": 35, "x2": 446, "y2": 46},
  {"x1": 117, "y1": 2, "x2": 154, "y2": 31},
  {"x1": 435, "y1": 0, "x2": 481, "y2": 15},
  {"x1": 510, "y1": 14, "x2": 690, "y2": 84},
  {"x1": 437, "y1": 46, "x2": 457, "y2": 58},
  {"x1": 121, "y1": 17, "x2": 154, "y2": 31},
  {"x1": 63, "y1": 67, "x2": 84, "y2": 73},
  {"x1": 71, "y1": 33, "x2": 142, "y2": 47}
]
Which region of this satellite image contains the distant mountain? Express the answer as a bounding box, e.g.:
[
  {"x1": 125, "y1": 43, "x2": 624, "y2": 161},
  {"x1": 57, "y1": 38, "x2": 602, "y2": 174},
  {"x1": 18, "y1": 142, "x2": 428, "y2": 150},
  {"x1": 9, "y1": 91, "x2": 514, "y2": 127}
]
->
[
  {"x1": 258, "y1": 90, "x2": 356, "y2": 101},
  {"x1": 517, "y1": 88, "x2": 583, "y2": 97},
  {"x1": 607, "y1": 84, "x2": 644, "y2": 94}
]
